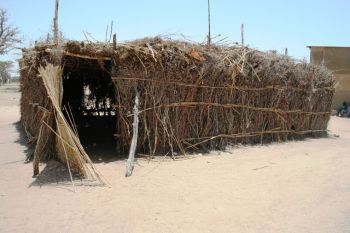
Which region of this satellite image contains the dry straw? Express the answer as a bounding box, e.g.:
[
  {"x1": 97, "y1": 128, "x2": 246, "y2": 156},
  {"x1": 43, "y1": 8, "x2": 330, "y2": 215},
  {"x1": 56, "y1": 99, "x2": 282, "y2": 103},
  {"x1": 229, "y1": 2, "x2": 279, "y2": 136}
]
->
[
  {"x1": 19, "y1": 37, "x2": 334, "y2": 178},
  {"x1": 111, "y1": 38, "x2": 334, "y2": 156}
]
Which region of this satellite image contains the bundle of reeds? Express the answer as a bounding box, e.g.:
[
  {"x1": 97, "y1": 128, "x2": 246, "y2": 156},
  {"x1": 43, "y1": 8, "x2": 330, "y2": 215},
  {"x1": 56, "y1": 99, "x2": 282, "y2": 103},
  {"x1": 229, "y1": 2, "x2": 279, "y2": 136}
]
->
[{"x1": 20, "y1": 48, "x2": 104, "y2": 182}]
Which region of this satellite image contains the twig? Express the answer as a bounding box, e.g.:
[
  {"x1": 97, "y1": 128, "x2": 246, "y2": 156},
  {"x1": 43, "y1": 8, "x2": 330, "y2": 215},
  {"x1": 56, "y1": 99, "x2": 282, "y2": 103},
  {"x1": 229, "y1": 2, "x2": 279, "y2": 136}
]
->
[{"x1": 63, "y1": 105, "x2": 78, "y2": 137}]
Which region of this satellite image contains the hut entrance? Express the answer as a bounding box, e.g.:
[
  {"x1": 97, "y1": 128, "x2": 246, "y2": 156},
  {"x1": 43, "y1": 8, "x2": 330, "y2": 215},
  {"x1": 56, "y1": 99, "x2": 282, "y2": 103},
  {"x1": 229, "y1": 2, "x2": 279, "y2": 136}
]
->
[{"x1": 61, "y1": 57, "x2": 117, "y2": 162}]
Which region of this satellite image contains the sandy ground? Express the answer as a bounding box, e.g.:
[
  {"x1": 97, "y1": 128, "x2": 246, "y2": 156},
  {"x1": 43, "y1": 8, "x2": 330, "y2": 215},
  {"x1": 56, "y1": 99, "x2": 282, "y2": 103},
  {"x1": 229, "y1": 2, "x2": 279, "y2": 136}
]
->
[{"x1": 1, "y1": 83, "x2": 350, "y2": 233}]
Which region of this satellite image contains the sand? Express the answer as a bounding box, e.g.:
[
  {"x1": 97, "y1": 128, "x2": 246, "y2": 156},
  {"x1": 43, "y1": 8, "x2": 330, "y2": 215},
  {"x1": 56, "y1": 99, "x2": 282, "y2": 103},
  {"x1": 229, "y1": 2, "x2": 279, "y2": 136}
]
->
[{"x1": 1, "y1": 83, "x2": 350, "y2": 233}]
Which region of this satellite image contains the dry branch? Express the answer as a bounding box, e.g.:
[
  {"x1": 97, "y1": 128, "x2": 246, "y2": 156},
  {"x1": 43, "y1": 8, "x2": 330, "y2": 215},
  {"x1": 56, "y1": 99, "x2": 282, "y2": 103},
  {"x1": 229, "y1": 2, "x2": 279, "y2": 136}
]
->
[{"x1": 125, "y1": 91, "x2": 140, "y2": 177}]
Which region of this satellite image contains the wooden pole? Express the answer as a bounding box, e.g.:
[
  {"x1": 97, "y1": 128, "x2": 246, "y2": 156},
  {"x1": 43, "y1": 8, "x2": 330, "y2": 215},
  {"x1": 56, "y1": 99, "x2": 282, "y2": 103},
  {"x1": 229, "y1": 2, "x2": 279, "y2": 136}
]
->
[
  {"x1": 53, "y1": 0, "x2": 59, "y2": 44},
  {"x1": 113, "y1": 34, "x2": 117, "y2": 50},
  {"x1": 111, "y1": 33, "x2": 119, "y2": 154},
  {"x1": 321, "y1": 49, "x2": 325, "y2": 66},
  {"x1": 109, "y1": 21, "x2": 114, "y2": 42},
  {"x1": 125, "y1": 90, "x2": 140, "y2": 177},
  {"x1": 241, "y1": 24, "x2": 244, "y2": 48},
  {"x1": 207, "y1": 0, "x2": 211, "y2": 48}
]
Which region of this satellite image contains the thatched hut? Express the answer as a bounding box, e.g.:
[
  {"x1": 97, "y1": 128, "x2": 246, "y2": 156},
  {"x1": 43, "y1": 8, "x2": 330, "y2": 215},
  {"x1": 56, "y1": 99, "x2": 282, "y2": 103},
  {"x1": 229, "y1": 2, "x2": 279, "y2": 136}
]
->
[{"x1": 19, "y1": 37, "x2": 334, "y2": 180}]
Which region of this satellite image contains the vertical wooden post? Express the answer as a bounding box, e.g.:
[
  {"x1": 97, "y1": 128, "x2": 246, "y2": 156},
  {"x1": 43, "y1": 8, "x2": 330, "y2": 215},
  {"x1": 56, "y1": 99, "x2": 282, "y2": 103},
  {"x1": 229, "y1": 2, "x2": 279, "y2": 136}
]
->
[
  {"x1": 33, "y1": 112, "x2": 50, "y2": 176},
  {"x1": 113, "y1": 34, "x2": 117, "y2": 50},
  {"x1": 241, "y1": 24, "x2": 244, "y2": 48},
  {"x1": 111, "y1": 33, "x2": 120, "y2": 154},
  {"x1": 207, "y1": 0, "x2": 211, "y2": 48},
  {"x1": 125, "y1": 90, "x2": 140, "y2": 177},
  {"x1": 53, "y1": 0, "x2": 59, "y2": 44},
  {"x1": 321, "y1": 49, "x2": 325, "y2": 66}
]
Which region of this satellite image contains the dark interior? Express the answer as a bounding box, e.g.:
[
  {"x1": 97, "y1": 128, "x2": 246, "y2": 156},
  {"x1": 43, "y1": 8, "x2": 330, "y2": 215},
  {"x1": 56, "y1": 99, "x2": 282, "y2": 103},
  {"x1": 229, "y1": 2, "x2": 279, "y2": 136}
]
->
[{"x1": 61, "y1": 57, "x2": 118, "y2": 162}]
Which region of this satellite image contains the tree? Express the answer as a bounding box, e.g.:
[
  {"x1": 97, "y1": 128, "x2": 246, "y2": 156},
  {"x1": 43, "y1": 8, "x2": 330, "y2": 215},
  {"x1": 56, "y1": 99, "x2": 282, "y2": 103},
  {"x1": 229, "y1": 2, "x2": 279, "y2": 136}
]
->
[
  {"x1": 0, "y1": 61, "x2": 13, "y2": 84},
  {"x1": 0, "y1": 9, "x2": 21, "y2": 54}
]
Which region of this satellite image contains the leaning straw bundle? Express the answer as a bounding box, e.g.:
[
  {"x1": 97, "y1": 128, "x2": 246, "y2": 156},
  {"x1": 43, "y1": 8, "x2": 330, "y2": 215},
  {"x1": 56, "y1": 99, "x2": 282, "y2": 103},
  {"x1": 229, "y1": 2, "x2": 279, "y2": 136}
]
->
[{"x1": 38, "y1": 64, "x2": 104, "y2": 183}]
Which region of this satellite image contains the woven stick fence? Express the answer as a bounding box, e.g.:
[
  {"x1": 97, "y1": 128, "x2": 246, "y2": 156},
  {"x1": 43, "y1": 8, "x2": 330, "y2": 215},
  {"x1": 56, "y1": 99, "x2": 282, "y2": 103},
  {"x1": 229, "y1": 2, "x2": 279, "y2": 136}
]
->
[
  {"x1": 111, "y1": 38, "x2": 334, "y2": 156},
  {"x1": 19, "y1": 37, "x2": 334, "y2": 177}
]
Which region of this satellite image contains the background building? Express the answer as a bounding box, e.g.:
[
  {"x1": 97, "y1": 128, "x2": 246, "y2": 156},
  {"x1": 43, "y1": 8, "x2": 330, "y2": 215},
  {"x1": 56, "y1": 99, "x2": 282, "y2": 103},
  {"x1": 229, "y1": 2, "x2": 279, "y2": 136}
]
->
[{"x1": 308, "y1": 46, "x2": 350, "y2": 108}]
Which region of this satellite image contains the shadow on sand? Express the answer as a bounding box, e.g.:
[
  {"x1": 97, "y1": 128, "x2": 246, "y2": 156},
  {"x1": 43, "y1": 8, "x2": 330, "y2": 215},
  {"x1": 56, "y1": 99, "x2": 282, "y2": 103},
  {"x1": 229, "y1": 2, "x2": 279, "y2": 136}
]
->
[
  {"x1": 13, "y1": 121, "x2": 34, "y2": 161},
  {"x1": 28, "y1": 160, "x2": 83, "y2": 188},
  {"x1": 13, "y1": 120, "x2": 112, "y2": 188}
]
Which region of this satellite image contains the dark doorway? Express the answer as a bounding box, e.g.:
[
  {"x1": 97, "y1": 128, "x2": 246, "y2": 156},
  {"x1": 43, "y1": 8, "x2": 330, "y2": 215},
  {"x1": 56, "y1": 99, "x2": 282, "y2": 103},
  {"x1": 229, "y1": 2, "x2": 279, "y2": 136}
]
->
[{"x1": 61, "y1": 57, "x2": 117, "y2": 162}]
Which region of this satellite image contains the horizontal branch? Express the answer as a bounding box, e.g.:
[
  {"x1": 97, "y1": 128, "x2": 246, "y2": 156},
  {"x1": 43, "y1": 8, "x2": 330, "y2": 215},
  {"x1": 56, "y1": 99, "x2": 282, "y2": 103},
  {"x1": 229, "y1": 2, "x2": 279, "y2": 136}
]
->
[
  {"x1": 112, "y1": 77, "x2": 334, "y2": 92},
  {"x1": 135, "y1": 101, "x2": 331, "y2": 116},
  {"x1": 45, "y1": 48, "x2": 111, "y2": 60},
  {"x1": 183, "y1": 129, "x2": 327, "y2": 149}
]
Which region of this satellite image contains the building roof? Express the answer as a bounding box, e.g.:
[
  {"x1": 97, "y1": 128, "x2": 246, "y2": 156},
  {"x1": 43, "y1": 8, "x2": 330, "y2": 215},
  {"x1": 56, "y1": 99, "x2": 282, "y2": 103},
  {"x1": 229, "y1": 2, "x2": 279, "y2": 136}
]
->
[{"x1": 307, "y1": 46, "x2": 350, "y2": 49}]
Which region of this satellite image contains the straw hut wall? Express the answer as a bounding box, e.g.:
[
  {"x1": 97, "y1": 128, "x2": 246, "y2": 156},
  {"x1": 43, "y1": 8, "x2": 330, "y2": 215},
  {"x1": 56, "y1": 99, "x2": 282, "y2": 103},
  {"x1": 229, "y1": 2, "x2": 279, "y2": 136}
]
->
[{"x1": 19, "y1": 37, "x2": 335, "y2": 178}]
